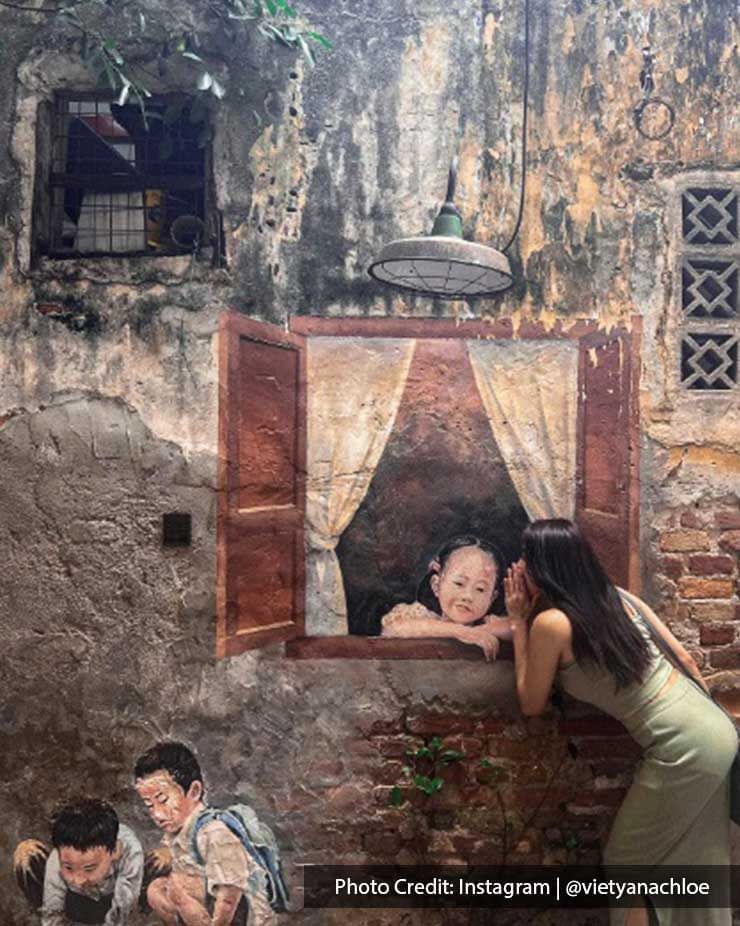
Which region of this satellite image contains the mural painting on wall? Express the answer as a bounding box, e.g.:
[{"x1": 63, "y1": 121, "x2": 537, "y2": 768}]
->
[
  {"x1": 13, "y1": 742, "x2": 288, "y2": 926},
  {"x1": 305, "y1": 336, "x2": 579, "y2": 637},
  {"x1": 220, "y1": 317, "x2": 636, "y2": 655}
]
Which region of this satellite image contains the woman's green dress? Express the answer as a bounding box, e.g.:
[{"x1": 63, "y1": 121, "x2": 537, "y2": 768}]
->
[{"x1": 556, "y1": 591, "x2": 737, "y2": 925}]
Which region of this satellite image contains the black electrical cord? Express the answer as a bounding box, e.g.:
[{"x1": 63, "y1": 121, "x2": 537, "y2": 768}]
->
[{"x1": 502, "y1": 0, "x2": 530, "y2": 254}]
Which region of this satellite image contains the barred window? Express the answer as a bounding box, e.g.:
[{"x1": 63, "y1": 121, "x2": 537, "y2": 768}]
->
[
  {"x1": 34, "y1": 93, "x2": 217, "y2": 260},
  {"x1": 679, "y1": 186, "x2": 740, "y2": 391}
]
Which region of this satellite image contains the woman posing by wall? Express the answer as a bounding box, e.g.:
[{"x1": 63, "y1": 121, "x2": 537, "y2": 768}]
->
[{"x1": 506, "y1": 518, "x2": 736, "y2": 926}]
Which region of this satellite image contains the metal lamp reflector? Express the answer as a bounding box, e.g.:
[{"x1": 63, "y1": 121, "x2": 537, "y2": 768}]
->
[{"x1": 368, "y1": 159, "x2": 513, "y2": 298}]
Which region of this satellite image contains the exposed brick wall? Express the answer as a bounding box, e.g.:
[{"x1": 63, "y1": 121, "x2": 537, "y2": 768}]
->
[
  {"x1": 344, "y1": 710, "x2": 634, "y2": 867},
  {"x1": 656, "y1": 501, "x2": 740, "y2": 676}
]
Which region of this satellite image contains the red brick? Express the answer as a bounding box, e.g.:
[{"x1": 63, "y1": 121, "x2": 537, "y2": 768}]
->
[
  {"x1": 474, "y1": 718, "x2": 509, "y2": 733},
  {"x1": 357, "y1": 715, "x2": 406, "y2": 736},
  {"x1": 680, "y1": 509, "x2": 705, "y2": 529},
  {"x1": 719, "y1": 531, "x2": 740, "y2": 554},
  {"x1": 678, "y1": 577, "x2": 735, "y2": 599},
  {"x1": 325, "y1": 785, "x2": 367, "y2": 812},
  {"x1": 689, "y1": 554, "x2": 736, "y2": 575},
  {"x1": 715, "y1": 511, "x2": 740, "y2": 531},
  {"x1": 375, "y1": 761, "x2": 406, "y2": 785},
  {"x1": 362, "y1": 831, "x2": 402, "y2": 856},
  {"x1": 571, "y1": 737, "x2": 641, "y2": 759},
  {"x1": 689, "y1": 602, "x2": 738, "y2": 623},
  {"x1": 700, "y1": 625, "x2": 735, "y2": 646},
  {"x1": 441, "y1": 735, "x2": 484, "y2": 757},
  {"x1": 503, "y1": 786, "x2": 574, "y2": 808},
  {"x1": 557, "y1": 716, "x2": 628, "y2": 736},
  {"x1": 660, "y1": 556, "x2": 684, "y2": 579},
  {"x1": 406, "y1": 714, "x2": 476, "y2": 735},
  {"x1": 487, "y1": 737, "x2": 539, "y2": 759},
  {"x1": 372, "y1": 735, "x2": 422, "y2": 758},
  {"x1": 710, "y1": 648, "x2": 740, "y2": 669},
  {"x1": 660, "y1": 530, "x2": 711, "y2": 552}
]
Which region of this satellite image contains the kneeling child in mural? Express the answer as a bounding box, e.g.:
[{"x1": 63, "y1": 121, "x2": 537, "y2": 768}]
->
[
  {"x1": 134, "y1": 741, "x2": 286, "y2": 926},
  {"x1": 14, "y1": 797, "x2": 144, "y2": 926}
]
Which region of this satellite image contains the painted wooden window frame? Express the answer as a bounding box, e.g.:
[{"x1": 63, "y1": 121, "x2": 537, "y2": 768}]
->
[{"x1": 218, "y1": 313, "x2": 641, "y2": 660}]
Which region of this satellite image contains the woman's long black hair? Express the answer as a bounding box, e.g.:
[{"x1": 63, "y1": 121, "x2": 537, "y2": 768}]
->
[{"x1": 522, "y1": 519, "x2": 651, "y2": 689}]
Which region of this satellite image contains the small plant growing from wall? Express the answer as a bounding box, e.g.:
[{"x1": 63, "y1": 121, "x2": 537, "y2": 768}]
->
[{"x1": 3, "y1": 0, "x2": 332, "y2": 116}]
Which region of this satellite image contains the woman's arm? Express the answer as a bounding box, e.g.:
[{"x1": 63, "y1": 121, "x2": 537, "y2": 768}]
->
[
  {"x1": 505, "y1": 565, "x2": 569, "y2": 716},
  {"x1": 619, "y1": 588, "x2": 710, "y2": 693},
  {"x1": 510, "y1": 611, "x2": 569, "y2": 715},
  {"x1": 381, "y1": 604, "x2": 500, "y2": 660}
]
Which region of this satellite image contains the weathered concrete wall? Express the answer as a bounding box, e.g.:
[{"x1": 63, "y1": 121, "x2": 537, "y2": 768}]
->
[{"x1": 0, "y1": 0, "x2": 738, "y2": 923}]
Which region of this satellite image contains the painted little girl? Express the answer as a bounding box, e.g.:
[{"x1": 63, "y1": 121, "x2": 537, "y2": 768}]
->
[{"x1": 381, "y1": 535, "x2": 512, "y2": 660}]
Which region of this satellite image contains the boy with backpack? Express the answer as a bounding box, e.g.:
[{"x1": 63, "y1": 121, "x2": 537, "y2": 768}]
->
[{"x1": 134, "y1": 741, "x2": 287, "y2": 926}]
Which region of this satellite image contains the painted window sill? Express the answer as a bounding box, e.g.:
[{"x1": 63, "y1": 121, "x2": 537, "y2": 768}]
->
[{"x1": 285, "y1": 636, "x2": 514, "y2": 661}]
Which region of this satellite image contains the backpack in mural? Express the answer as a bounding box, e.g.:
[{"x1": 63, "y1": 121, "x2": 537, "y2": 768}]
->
[{"x1": 190, "y1": 804, "x2": 290, "y2": 913}]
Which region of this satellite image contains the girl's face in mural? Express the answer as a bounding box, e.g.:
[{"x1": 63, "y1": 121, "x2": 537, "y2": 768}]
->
[
  {"x1": 430, "y1": 546, "x2": 497, "y2": 624},
  {"x1": 135, "y1": 771, "x2": 203, "y2": 834},
  {"x1": 58, "y1": 844, "x2": 117, "y2": 894}
]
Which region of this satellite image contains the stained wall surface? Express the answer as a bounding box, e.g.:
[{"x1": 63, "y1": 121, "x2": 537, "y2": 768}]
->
[{"x1": 0, "y1": 1, "x2": 738, "y2": 923}]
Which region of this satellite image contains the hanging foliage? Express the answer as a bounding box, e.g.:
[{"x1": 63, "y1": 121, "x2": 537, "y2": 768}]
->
[{"x1": 2, "y1": 0, "x2": 332, "y2": 122}]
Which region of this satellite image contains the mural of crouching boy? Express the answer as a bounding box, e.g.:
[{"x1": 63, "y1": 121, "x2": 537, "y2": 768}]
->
[
  {"x1": 134, "y1": 741, "x2": 275, "y2": 926},
  {"x1": 14, "y1": 797, "x2": 144, "y2": 926}
]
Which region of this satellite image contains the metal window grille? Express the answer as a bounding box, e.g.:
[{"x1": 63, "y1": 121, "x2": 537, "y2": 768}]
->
[
  {"x1": 46, "y1": 94, "x2": 210, "y2": 258},
  {"x1": 679, "y1": 184, "x2": 740, "y2": 391}
]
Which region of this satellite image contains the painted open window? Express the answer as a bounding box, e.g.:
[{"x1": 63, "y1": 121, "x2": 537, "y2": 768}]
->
[
  {"x1": 217, "y1": 315, "x2": 640, "y2": 659},
  {"x1": 33, "y1": 93, "x2": 218, "y2": 261}
]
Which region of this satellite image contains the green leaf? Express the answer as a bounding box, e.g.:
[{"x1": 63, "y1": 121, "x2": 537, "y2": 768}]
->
[
  {"x1": 429, "y1": 777, "x2": 444, "y2": 793},
  {"x1": 308, "y1": 30, "x2": 333, "y2": 50},
  {"x1": 198, "y1": 72, "x2": 213, "y2": 91},
  {"x1": 480, "y1": 758, "x2": 494, "y2": 769},
  {"x1": 103, "y1": 39, "x2": 123, "y2": 66},
  {"x1": 297, "y1": 34, "x2": 315, "y2": 66},
  {"x1": 265, "y1": 0, "x2": 277, "y2": 13},
  {"x1": 413, "y1": 774, "x2": 433, "y2": 794},
  {"x1": 440, "y1": 750, "x2": 465, "y2": 764},
  {"x1": 428, "y1": 736, "x2": 443, "y2": 752},
  {"x1": 211, "y1": 78, "x2": 226, "y2": 99},
  {"x1": 181, "y1": 51, "x2": 203, "y2": 62},
  {"x1": 414, "y1": 746, "x2": 432, "y2": 759},
  {"x1": 176, "y1": 36, "x2": 187, "y2": 53},
  {"x1": 117, "y1": 81, "x2": 130, "y2": 106},
  {"x1": 390, "y1": 786, "x2": 404, "y2": 807}
]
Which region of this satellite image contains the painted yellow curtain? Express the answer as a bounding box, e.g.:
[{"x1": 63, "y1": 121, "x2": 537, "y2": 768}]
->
[
  {"x1": 305, "y1": 337, "x2": 416, "y2": 634},
  {"x1": 467, "y1": 340, "x2": 578, "y2": 521}
]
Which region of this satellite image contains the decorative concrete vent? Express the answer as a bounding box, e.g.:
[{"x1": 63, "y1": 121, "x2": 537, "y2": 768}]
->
[{"x1": 679, "y1": 186, "x2": 739, "y2": 391}]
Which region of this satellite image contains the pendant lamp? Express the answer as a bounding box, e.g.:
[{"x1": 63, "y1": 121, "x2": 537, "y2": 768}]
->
[{"x1": 368, "y1": 0, "x2": 530, "y2": 300}]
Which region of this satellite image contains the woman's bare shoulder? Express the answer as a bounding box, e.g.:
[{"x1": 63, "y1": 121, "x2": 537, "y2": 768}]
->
[{"x1": 530, "y1": 608, "x2": 572, "y2": 637}]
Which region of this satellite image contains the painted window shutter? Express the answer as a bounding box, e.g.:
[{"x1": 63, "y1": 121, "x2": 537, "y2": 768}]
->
[
  {"x1": 576, "y1": 322, "x2": 641, "y2": 590},
  {"x1": 217, "y1": 313, "x2": 306, "y2": 657}
]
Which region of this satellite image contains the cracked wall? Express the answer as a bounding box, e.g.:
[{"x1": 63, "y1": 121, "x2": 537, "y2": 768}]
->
[{"x1": 0, "y1": 0, "x2": 738, "y2": 923}]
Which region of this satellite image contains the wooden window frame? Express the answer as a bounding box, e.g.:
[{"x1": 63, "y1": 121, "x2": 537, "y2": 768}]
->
[{"x1": 218, "y1": 314, "x2": 641, "y2": 660}]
